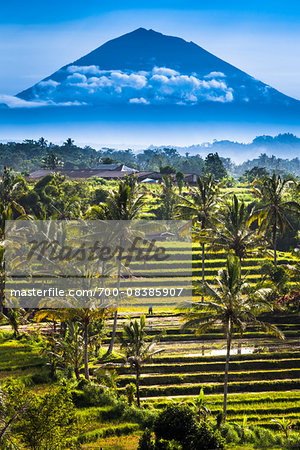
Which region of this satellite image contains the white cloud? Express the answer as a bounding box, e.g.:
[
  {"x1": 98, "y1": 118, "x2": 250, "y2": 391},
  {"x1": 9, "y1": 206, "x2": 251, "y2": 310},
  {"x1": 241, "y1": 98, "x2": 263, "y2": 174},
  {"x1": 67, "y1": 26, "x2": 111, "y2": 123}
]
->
[
  {"x1": 152, "y1": 67, "x2": 179, "y2": 76},
  {"x1": 38, "y1": 80, "x2": 59, "y2": 88},
  {"x1": 8, "y1": 65, "x2": 235, "y2": 107},
  {"x1": 0, "y1": 94, "x2": 85, "y2": 109},
  {"x1": 129, "y1": 97, "x2": 149, "y2": 104},
  {"x1": 67, "y1": 65, "x2": 103, "y2": 75},
  {"x1": 0, "y1": 94, "x2": 49, "y2": 108},
  {"x1": 204, "y1": 72, "x2": 226, "y2": 78}
]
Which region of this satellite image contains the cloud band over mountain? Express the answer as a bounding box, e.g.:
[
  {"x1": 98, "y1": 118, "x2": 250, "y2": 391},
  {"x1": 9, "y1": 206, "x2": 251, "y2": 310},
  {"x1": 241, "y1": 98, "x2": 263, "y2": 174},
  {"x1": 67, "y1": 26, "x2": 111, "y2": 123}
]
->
[{"x1": 19, "y1": 65, "x2": 232, "y2": 107}]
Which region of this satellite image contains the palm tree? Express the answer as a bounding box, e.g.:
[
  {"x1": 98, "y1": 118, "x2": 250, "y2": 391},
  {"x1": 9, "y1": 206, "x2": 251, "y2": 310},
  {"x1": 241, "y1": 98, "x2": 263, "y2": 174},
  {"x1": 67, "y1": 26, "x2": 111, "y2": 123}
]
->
[
  {"x1": 35, "y1": 306, "x2": 108, "y2": 381},
  {"x1": 209, "y1": 195, "x2": 261, "y2": 262},
  {"x1": 119, "y1": 315, "x2": 163, "y2": 407},
  {"x1": 37, "y1": 137, "x2": 48, "y2": 149},
  {"x1": 0, "y1": 202, "x2": 29, "y2": 314},
  {"x1": 41, "y1": 151, "x2": 64, "y2": 170},
  {"x1": 0, "y1": 308, "x2": 25, "y2": 338},
  {"x1": 0, "y1": 168, "x2": 28, "y2": 210},
  {"x1": 88, "y1": 175, "x2": 146, "y2": 356},
  {"x1": 181, "y1": 254, "x2": 284, "y2": 421},
  {"x1": 176, "y1": 174, "x2": 221, "y2": 287},
  {"x1": 61, "y1": 321, "x2": 84, "y2": 380},
  {"x1": 156, "y1": 175, "x2": 177, "y2": 220},
  {"x1": 63, "y1": 138, "x2": 74, "y2": 148},
  {"x1": 251, "y1": 173, "x2": 300, "y2": 266}
]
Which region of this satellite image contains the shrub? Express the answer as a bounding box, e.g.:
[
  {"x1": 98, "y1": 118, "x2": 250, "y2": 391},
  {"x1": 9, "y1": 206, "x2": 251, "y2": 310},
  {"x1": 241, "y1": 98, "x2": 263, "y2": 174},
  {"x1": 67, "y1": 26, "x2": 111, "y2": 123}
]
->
[
  {"x1": 123, "y1": 405, "x2": 156, "y2": 428},
  {"x1": 125, "y1": 382, "x2": 137, "y2": 406},
  {"x1": 219, "y1": 423, "x2": 239, "y2": 444},
  {"x1": 71, "y1": 384, "x2": 117, "y2": 407},
  {"x1": 154, "y1": 404, "x2": 196, "y2": 443},
  {"x1": 155, "y1": 439, "x2": 181, "y2": 449},
  {"x1": 251, "y1": 426, "x2": 282, "y2": 448},
  {"x1": 30, "y1": 370, "x2": 51, "y2": 385},
  {"x1": 138, "y1": 428, "x2": 155, "y2": 450},
  {"x1": 185, "y1": 421, "x2": 225, "y2": 450},
  {"x1": 16, "y1": 387, "x2": 77, "y2": 449},
  {"x1": 284, "y1": 433, "x2": 300, "y2": 449}
]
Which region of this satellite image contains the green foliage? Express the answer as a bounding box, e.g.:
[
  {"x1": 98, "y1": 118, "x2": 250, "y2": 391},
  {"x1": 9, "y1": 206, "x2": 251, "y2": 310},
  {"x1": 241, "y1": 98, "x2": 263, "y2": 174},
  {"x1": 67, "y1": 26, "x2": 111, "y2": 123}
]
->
[
  {"x1": 120, "y1": 315, "x2": 163, "y2": 407},
  {"x1": 123, "y1": 404, "x2": 156, "y2": 428},
  {"x1": 240, "y1": 166, "x2": 269, "y2": 183},
  {"x1": 91, "y1": 186, "x2": 108, "y2": 204},
  {"x1": 271, "y1": 417, "x2": 294, "y2": 438},
  {"x1": 160, "y1": 166, "x2": 176, "y2": 174},
  {"x1": 185, "y1": 421, "x2": 225, "y2": 450},
  {"x1": 261, "y1": 261, "x2": 290, "y2": 294},
  {"x1": 153, "y1": 175, "x2": 177, "y2": 220},
  {"x1": 125, "y1": 382, "x2": 137, "y2": 406},
  {"x1": 284, "y1": 433, "x2": 300, "y2": 449},
  {"x1": 219, "y1": 422, "x2": 239, "y2": 444},
  {"x1": 204, "y1": 153, "x2": 227, "y2": 180},
  {"x1": 138, "y1": 428, "x2": 155, "y2": 450},
  {"x1": 154, "y1": 404, "x2": 196, "y2": 443},
  {"x1": 41, "y1": 151, "x2": 64, "y2": 170},
  {"x1": 71, "y1": 383, "x2": 117, "y2": 408},
  {"x1": 251, "y1": 172, "x2": 300, "y2": 265},
  {"x1": 175, "y1": 171, "x2": 185, "y2": 194},
  {"x1": 209, "y1": 194, "x2": 261, "y2": 259},
  {"x1": 151, "y1": 404, "x2": 224, "y2": 450},
  {"x1": 189, "y1": 388, "x2": 211, "y2": 421},
  {"x1": 0, "y1": 381, "x2": 77, "y2": 449},
  {"x1": 78, "y1": 423, "x2": 139, "y2": 444},
  {"x1": 16, "y1": 388, "x2": 77, "y2": 449}
]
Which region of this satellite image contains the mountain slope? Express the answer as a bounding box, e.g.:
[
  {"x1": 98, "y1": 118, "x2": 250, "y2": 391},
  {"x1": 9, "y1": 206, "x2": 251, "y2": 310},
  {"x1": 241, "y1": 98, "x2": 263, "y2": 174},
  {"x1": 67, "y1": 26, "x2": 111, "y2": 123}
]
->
[{"x1": 17, "y1": 28, "x2": 299, "y2": 107}]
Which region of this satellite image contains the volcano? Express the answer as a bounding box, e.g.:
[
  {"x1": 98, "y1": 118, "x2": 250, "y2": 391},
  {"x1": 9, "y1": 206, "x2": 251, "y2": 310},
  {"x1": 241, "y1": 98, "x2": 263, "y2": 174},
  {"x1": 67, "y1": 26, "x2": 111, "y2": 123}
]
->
[{"x1": 17, "y1": 28, "x2": 300, "y2": 108}]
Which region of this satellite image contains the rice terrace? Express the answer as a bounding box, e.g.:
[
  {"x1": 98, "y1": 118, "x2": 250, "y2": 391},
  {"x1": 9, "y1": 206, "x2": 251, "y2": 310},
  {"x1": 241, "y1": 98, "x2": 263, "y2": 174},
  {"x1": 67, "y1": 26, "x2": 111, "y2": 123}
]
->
[{"x1": 0, "y1": 140, "x2": 299, "y2": 449}]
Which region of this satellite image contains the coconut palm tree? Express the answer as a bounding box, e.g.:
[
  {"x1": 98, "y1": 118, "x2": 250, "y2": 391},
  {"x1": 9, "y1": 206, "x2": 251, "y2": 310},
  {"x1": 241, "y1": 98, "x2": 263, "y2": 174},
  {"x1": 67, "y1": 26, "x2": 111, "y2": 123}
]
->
[
  {"x1": 35, "y1": 306, "x2": 108, "y2": 381},
  {"x1": 0, "y1": 167, "x2": 28, "y2": 209},
  {"x1": 251, "y1": 173, "x2": 300, "y2": 266},
  {"x1": 119, "y1": 315, "x2": 163, "y2": 407},
  {"x1": 87, "y1": 175, "x2": 146, "y2": 356},
  {"x1": 0, "y1": 308, "x2": 25, "y2": 338},
  {"x1": 209, "y1": 195, "x2": 261, "y2": 262},
  {"x1": 176, "y1": 174, "x2": 221, "y2": 287},
  {"x1": 181, "y1": 254, "x2": 284, "y2": 421},
  {"x1": 40, "y1": 151, "x2": 64, "y2": 170},
  {"x1": 0, "y1": 202, "x2": 29, "y2": 314},
  {"x1": 156, "y1": 175, "x2": 178, "y2": 220}
]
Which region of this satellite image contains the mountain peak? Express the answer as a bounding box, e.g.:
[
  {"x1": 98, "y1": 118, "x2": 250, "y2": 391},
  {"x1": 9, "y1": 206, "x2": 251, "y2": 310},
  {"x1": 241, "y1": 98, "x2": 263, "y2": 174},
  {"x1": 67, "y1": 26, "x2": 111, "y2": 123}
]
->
[{"x1": 17, "y1": 28, "x2": 299, "y2": 109}]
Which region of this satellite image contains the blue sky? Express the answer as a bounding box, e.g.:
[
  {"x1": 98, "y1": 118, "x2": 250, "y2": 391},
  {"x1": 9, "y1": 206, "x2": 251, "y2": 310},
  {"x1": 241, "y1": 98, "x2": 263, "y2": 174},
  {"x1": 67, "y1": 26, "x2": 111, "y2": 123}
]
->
[{"x1": 1, "y1": 0, "x2": 300, "y2": 99}]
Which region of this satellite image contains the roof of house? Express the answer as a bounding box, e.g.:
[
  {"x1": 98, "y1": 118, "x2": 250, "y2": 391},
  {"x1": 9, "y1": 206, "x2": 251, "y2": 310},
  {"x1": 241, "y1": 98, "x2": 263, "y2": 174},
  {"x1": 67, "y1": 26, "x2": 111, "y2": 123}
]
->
[
  {"x1": 92, "y1": 164, "x2": 137, "y2": 172},
  {"x1": 27, "y1": 169, "x2": 199, "y2": 181},
  {"x1": 28, "y1": 169, "x2": 138, "y2": 179}
]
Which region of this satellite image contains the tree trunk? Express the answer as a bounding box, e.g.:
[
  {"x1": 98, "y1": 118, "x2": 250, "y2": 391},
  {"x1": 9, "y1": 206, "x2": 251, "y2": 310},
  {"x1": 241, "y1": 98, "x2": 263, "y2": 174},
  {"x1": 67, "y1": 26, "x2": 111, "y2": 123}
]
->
[
  {"x1": 0, "y1": 275, "x2": 4, "y2": 315},
  {"x1": 107, "y1": 309, "x2": 118, "y2": 356},
  {"x1": 223, "y1": 321, "x2": 232, "y2": 422},
  {"x1": 107, "y1": 239, "x2": 122, "y2": 356},
  {"x1": 201, "y1": 243, "x2": 205, "y2": 302},
  {"x1": 74, "y1": 364, "x2": 80, "y2": 381},
  {"x1": 136, "y1": 367, "x2": 141, "y2": 408},
  {"x1": 273, "y1": 222, "x2": 277, "y2": 267},
  {"x1": 83, "y1": 321, "x2": 90, "y2": 381}
]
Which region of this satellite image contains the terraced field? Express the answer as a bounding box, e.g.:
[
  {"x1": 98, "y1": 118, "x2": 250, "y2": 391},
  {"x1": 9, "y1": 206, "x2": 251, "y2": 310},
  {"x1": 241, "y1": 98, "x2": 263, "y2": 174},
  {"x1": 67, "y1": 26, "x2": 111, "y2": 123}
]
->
[
  {"x1": 98, "y1": 313, "x2": 300, "y2": 431},
  {"x1": 119, "y1": 242, "x2": 298, "y2": 312}
]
